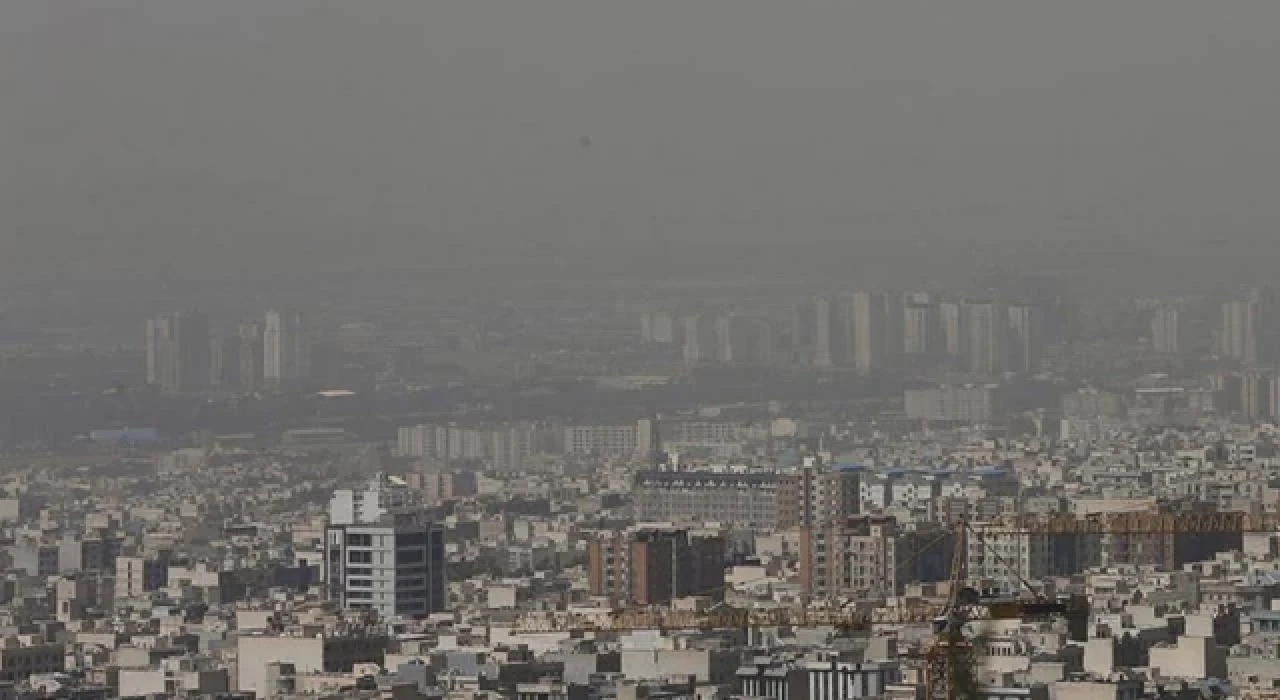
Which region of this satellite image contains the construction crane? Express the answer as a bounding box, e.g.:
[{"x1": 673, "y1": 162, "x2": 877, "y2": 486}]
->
[{"x1": 512, "y1": 509, "x2": 1280, "y2": 700}]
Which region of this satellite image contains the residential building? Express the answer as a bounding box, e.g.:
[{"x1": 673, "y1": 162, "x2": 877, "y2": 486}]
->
[
  {"x1": 814, "y1": 295, "x2": 850, "y2": 368},
  {"x1": 1151, "y1": 306, "x2": 1184, "y2": 355},
  {"x1": 588, "y1": 527, "x2": 725, "y2": 605},
  {"x1": 852, "y1": 291, "x2": 887, "y2": 374},
  {"x1": 1006, "y1": 303, "x2": 1044, "y2": 374},
  {"x1": 800, "y1": 516, "x2": 954, "y2": 598},
  {"x1": 264, "y1": 309, "x2": 308, "y2": 384},
  {"x1": 633, "y1": 469, "x2": 782, "y2": 531},
  {"x1": 237, "y1": 321, "x2": 266, "y2": 392},
  {"x1": 904, "y1": 302, "x2": 939, "y2": 361},
  {"x1": 939, "y1": 301, "x2": 964, "y2": 360},
  {"x1": 146, "y1": 310, "x2": 211, "y2": 393},
  {"x1": 904, "y1": 385, "x2": 1000, "y2": 425},
  {"x1": 778, "y1": 460, "x2": 861, "y2": 531},
  {"x1": 1220, "y1": 297, "x2": 1261, "y2": 366},
  {"x1": 564, "y1": 424, "x2": 639, "y2": 456},
  {"x1": 325, "y1": 477, "x2": 446, "y2": 617},
  {"x1": 963, "y1": 300, "x2": 1007, "y2": 375}
]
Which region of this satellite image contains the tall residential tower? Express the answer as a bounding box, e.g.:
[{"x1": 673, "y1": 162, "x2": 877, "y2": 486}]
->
[{"x1": 264, "y1": 310, "x2": 308, "y2": 384}]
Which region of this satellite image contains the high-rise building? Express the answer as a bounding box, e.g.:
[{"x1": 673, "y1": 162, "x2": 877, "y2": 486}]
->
[
  {"x1": 643, "y1": 311, "x2": 678, "y2": 345},
  {"x1": 1151, "y1": 306, "x2": 1183, "y2": 355},
  {"x1": 813, "y1": 295, "x2": 850, "y2": 368},
  {"x1": 1219, "y1": 298, "x2": 1260, "y2": 366},
  {"x1": 264, "y1": 310, "x2": 309, "y2": 385},
  {"x1": 851, "y1": 291, "x2": 885, "y2": 374},
  {"x1": 963, "y1": 300, "x2": 1007, "y2": 375},
  {"x1": 881, "y1": 291, "x2": 905, "y2": 372},
  {"x1": 587, "y1": 527, "x2": 725, "y2": 606},
  {"x1": 903, "y1": 302, "x2": 939, "y2": 361},
  {"x1": 145, "y1": 317, "x2": 168, "y2": 387},
  {"x1": 325, "y1": 475, "x2": 446, "y2": 618},
  {"x1": 211, "y1": 331, "x2": 243, "y2": 389},
  {"x1": 488, "y1": 423, "x2": 535, "y2": 473},
  {"x1": 751, "y1": 318, "x2": 777, "y2": 365},
  {"x1": 790, "y1": 299, "x2": 815, "y2": 364},
  {"x1": 939, "y1": 301, "x2": 964, "y2": 361},
  {"x1": 709, "y1": 314, "x2": 773, "y2": 365},
  {"x1": 680, "y1": 314, "x2": 716, "y2": 364},
  {"x1": 145, "y1": 310, "x2": 211, "y2": 393},
  {"x1": 713, "y1": 314, "x2": 740, "y2": 364},
  {"x1": 237, "y1": 322, "x2": 266, "y2": 392},
  {"x1": 1240, "y1": 371, "x2": 1275, "y2": 421},
  {"x1": 1006, "y1": 303, "x2": 1044, "y2": 374}
]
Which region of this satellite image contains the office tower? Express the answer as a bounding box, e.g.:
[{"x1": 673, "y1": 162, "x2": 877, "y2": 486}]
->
[
  {"x1": 325, "y1": 474, "x2": 447, "y2": 617},
  {"x1": 264, "y1": 310, "x2": 308, "y2": 384},
  {"x1": 1151, "y1": 306, "x2": 1183, "y2": 355},
  {"x1": 939, "y1": 301, "x2": 964, "y2": 360},
  {"x1": 1220, "y1": 298, "x2": 1261, "y2": 366},
  {"x1": 1006, "y1": 303, "x2": 1044, "y2": 374},
  {"x1": 587, "y1": 528, "x2": 725, "y2": 606},
  {"x1": 962, "y1": 300, "x2": 1007, "y2": 375},
  {"x1": 237, "y1": 322, "x2": 266, "y2": 392},
  {"x1": 145, "y1": 310, "x2": 211, "y2": 393},
  {"x1": 903, "y1": 302, "x2": 939, "y2": 360}
]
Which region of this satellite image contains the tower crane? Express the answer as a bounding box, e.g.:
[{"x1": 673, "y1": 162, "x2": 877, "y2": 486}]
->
[{"x1": 511, "y1": 509, "x2": 1280, "y2": 700}]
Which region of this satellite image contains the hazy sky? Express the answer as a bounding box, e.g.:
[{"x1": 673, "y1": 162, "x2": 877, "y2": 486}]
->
[{"x1": 3, "y1": 0, "x2": 1279, "y2": 273}]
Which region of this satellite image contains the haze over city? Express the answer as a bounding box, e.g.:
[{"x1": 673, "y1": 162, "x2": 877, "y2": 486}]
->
[
  {"x1": 4, "y1": 0, "x2": 1280, "y2": 279},
  {"x1": 5, "y1": 3, "x2": 1280, "y2": 699}
]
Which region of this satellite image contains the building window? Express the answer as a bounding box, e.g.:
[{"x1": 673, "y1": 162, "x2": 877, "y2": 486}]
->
[
  {"x1": 349, "y1": 551, "x2": 373, "y2": 564},
  {"x1": 397, "y1": 532, "x2": 429, "y2": 547},
  {"x1": 346, "y1": 533, "x2": 373, "y2": 547}
]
